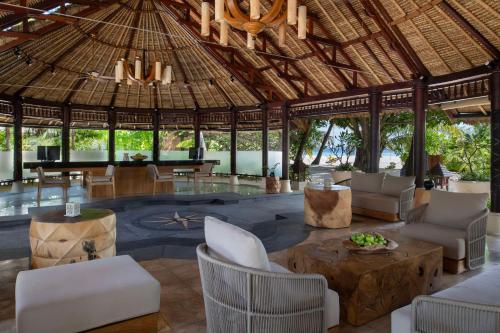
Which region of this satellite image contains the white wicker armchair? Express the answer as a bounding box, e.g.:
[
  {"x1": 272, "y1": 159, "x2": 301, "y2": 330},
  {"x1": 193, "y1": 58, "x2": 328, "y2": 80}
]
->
[
  {"x1": 197, "y1": 244, "x2": 329, "y2": 333},
  {"x1": 411, "y1": 295, "x2": 500, "y2": 333},
  {"x1": 402, "y1": 190, "x2": 489, "y2": 271}
]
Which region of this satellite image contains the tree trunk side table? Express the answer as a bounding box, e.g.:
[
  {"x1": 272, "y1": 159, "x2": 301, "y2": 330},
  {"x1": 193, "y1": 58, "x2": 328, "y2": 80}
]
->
[
  {"x1": 30, "y1": 208, "x2": 116, "y2": 269},
  {"x1": 266, "y1": 176, "x2": 280, "y2": 194},
  {"x1": 304, "y1": 184, "x2": 352, "y2": 228}
]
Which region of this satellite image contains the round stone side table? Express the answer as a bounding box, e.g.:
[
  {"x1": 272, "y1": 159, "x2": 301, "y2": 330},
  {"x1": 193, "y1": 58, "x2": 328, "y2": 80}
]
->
[
  {"x1": 304, "y1": 184, "x2": 352, "y2": 229},
  {"x1": 30, "y1": 208, "x2": 116, "y2": 269}
]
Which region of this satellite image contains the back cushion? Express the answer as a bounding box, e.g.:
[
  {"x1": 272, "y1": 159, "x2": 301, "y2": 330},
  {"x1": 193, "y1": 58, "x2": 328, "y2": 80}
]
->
[
  {"x1": 204, "y1": 216, "x2": 271, "y2": 271},
  {"x1": 351, "y1": 172, "x2": 385, "y2": 193},
  {"x1": 381, "y1": 175, "x2": 415, "y2": 197},
  {"x1": 425, "y1": 190, "x2": 489, "y2": 229}
]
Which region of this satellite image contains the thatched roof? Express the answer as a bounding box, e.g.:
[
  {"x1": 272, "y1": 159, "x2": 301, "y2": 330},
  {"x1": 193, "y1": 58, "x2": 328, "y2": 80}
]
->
[{"x1": 0, "y1": 0, "x2": 498, "y2": 115}]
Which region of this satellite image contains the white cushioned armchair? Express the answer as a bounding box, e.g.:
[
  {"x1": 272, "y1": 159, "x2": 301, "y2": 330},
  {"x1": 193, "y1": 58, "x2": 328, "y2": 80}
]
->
[
  {"x1": 401, "y1": 190, "x2": 489, "y2": 271},
  {"x1": 197, "y1": 217, "x2": 339, "y2": 332}
]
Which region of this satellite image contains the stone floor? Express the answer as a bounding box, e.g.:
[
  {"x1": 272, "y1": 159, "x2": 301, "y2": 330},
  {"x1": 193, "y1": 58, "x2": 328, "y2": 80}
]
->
[{"x1": 0, "y1": 210, "x2": 498, "y2": 333}]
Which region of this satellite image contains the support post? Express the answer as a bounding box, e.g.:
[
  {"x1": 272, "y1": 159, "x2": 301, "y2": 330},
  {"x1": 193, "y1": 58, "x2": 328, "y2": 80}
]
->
[
  {"x1": 194, "y1": 110, "x2": 201, "y2": 150},
  {"x1": 12, "y1": 98, "x2": 23, "y2": 192},
  {"x1": 262, "y1": 104, "x2": 268, "y2": 177},
  {"x1": 281, "y1": 102, "x2": 291, "y2": 192},
  {"x1": 108, "y1": 108, "x2": 116, "y2": 163},
  {"x1": 153, "y1": 109, "x2": 159, "y2": 163},
  {"x1": 230, "y1": 108, "x2": 238, "y2": 185},
  {"x1": 491, "y1": 64, "x2": 500, "y2": 213},
  {"x1": 62, "y1": 104, "x2": 71, "y2": 163},
  {"x1": 413, "y1": 78, "x2": 428, "y2": 188},
  {"x1": 368, "y1": 90, "x2": 381, "y2": 173}
]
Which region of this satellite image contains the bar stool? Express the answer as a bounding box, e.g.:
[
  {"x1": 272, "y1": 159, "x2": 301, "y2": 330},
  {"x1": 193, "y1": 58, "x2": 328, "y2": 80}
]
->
[{"x1": 86, "y1": 165, "x2": 116, "y2": 200}]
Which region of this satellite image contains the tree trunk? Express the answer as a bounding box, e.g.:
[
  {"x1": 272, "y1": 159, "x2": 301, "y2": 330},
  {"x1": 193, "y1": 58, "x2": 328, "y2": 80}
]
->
[
  {"x1": 292, "y1": 121, "x2": 312, "y2": 175},
  {"x1": 311, "y1": 120, "x2": 333, "y2": 165},
  {"x1": 353, "y1": 118, "x2": 370, "y2": 171},
  {"x1": 70, "y1": 129, "x2": 76, "y2": 150}
]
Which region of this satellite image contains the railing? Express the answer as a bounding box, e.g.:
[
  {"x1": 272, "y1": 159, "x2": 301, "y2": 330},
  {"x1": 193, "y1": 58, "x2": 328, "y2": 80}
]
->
[{"x1": 429, "y1": 76, "x2": 489, "y2": 104}]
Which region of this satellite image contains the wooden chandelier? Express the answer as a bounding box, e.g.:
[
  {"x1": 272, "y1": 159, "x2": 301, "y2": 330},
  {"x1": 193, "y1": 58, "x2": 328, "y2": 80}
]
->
[
  {"x1": 115, "y1": 54, "x2": 172, "y2": 86},
  {"x1": 201, "y1": 0, "x2": 308, "y2": 49}
]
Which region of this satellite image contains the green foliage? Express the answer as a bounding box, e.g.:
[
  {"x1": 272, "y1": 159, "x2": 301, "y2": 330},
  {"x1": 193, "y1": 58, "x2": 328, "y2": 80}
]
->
[
  {"x1": 115, "y1": 130, "x2": 153, "y2": 151},
  {"x1": 0, "y1": 126, "x2": 12, "y2": 151},
  {"x1": 22, "y1": 127, "x2": 61, "y2": 151},
  {"x1": 327, "y1": 130, "x2": 359, "y2": 168},
  {"x1": 71, "y1": 129, "x2": 108, "y2": 150}
]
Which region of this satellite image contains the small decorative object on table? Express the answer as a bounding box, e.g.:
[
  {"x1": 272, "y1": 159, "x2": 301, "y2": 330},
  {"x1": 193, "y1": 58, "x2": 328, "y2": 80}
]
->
[
  {"x1": 65, "y1": 202, "x2": 80, "y2": 217},
  {"x1": 130, "y1": 153, "x2": 148, "y2": 161},
  {"x1": 343, "y1": 232, "x2": 398, "y2": 254}
]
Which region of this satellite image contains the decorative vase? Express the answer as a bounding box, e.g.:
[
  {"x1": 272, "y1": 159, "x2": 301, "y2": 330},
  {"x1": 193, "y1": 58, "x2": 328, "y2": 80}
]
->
[{"x1": 423, "y1": 179, "x2": 435, "y2": 190}]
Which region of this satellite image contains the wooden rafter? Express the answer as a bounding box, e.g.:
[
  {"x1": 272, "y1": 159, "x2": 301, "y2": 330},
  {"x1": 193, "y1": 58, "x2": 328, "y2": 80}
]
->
[
  {"x1": 360, "y1": 0, "x2": 430, "y2": 77},
  {"x1": 158, "y1": 0, "x2": 282, "y2": 103},
  {"x1": 109, "y1": 0, "x2": 144, "y2": 108},
  {"x1": 152, "y1": 2, "x2": 199, "y2": 108},
  {"x1": 12, "y1": 4, "x2": 121, "y2": 97},
  {"x1": 438, "y1": 0, "x2": 500, "y2": 60}
]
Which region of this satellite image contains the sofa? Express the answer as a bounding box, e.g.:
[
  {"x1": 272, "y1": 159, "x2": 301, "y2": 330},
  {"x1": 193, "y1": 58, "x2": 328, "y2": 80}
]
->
[
  {"x1": 401, "y1": 190, "x2": 489, "y2": 273},
  {"x1": 391, "y1": 265, "x2": 500, "y2": 333},
  {"x1": 350, "y1": 172, "x2": 416, "y2": 221},
  {"x1": 198, "y1": 216, "x2": 339, "y2": 332}
]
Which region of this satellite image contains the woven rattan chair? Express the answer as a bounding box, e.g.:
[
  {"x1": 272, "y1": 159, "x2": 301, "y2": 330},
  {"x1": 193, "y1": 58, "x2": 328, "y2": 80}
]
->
[
  {"x1": 402, "y1": 190, "x2": 489, "y2": 271},
  {"x1": 411, "y1": 295, "x2": 500, "y2": 333},
  {"x1": 196, "y1": 243, "x2": 330, "y2": 333},
  {"x1": 86, "y1": 165, "x2": 116, "y2": 200},
  {"x1": 147, "y1": 164, "x2": 174, "y2": 195},
  {"x1": 36, "y1": 166, "x2": 69, "y2": 207}
]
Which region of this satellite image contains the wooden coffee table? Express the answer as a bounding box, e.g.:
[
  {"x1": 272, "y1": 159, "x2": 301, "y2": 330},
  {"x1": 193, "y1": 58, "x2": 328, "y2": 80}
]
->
[{"x1": 288, "y1": 232, "x2": 442, "y2": 326}]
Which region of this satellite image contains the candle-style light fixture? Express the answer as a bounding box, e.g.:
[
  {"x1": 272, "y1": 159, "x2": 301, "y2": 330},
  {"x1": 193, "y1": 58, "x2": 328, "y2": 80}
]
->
[
  {"x1": 201, "y1": 0, "x2": 308, "y2": 49},
  {"x1": 115, "y1": 50, "x2": 173, "y2": 86}
]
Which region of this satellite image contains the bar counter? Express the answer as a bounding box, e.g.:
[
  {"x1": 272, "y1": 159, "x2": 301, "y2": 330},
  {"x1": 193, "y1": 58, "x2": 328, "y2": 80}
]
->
[{"x1": 24, "y1": 160, "x2": 219, "y2": 197}]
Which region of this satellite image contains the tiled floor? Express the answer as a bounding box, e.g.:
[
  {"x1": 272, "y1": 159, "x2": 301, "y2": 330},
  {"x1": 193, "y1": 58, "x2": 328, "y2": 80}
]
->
[{"x1": 0, "y1": 213, "x2": 497, "y2": 333}]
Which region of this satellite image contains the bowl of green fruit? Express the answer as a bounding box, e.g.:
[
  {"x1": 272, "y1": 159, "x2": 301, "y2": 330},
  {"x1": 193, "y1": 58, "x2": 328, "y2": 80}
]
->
[{"x1": 342, "y1": 232, "x2": 398, "y2": 254}]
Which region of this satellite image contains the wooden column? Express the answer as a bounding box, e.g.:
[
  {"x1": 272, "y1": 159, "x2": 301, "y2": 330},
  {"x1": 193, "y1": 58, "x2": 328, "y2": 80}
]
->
[
  {"x1": 108, "y1": 108, "x2": 116, "y2": 163},
  {"x1": 413, "y1": 78, "x2": 428, "y2": 188},
  {"x1": 153, "y1": 109, "x2": 159, "y2": 163},
  {"x1": 194, "y1": 111, "x2": 201, "y2": 150},
  {"x1": 230, "y1": 109, "x2": 237, "y2": 175},
  {"x1": 62, "y1": 104, "x2": 71, "y2": 163},
  {"x1": 262, "y1": 104, "x2": 268, "y2": 177},
  {"x1": 368, "y1": 90, "x2": 381, "y2": 173},
  {"x1": 491, "y1": 64, "x2": 500, "y2": 213},
  {"x1": 281, "y1": 102, "x2": 290, "y2": 180},
  {"x1": 13, "y1": 99, "x2": 23, "y2": 182}
]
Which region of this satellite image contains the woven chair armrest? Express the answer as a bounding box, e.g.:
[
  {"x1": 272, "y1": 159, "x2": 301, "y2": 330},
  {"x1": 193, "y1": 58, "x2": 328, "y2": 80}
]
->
[
  {"x1": 405, "y1": 203, "x2": 428, "y2": 224},
  {"x1": 466, "y1": 209, "x2": 490, "y2": 239},
  {"x1": 399, "y1": 185, "x2": 416, "y2": 203},
  {"x1": 411, "y1": 295, "x2": 500, "y2": 333}
]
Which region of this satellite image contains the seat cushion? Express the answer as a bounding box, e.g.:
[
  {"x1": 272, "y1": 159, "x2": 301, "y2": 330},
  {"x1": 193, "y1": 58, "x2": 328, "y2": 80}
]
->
[
  {"x1": 391, "y1": 265, "x2": 500, "y2": 333},
  {"x1": 351, "y1": 172, "x2": 385, "y2": 193},
  {"x1": 92, "y1": 175, "x2": 112, "y2": 182},
  {"x1": 326, "y1": 288, "x2": 340, "y2": 328},
  {"x1": 16, "y1": 255, "x2": 160, "y2": 333},
  {"x1": 43, "y1": 179, "x2": 67, "y2": 185},
  {"x1": 400, "y1": 223, "x2": 466, "y2": 259},
  {"x1": 204, "y1": 216, "x2": 271, "y2": 271},
  {"x1": 381, "y1": 175, "x2": 415, "y2": 197},
  {"x1": 352, "y1": 190, "x2": 400, "y2": 214},
  {"x1": 425, "y1": 190, "x2": 489, "y2": 229},
  {"x1": 157, "y1": 174, "x2": 173, "y2": 180}
]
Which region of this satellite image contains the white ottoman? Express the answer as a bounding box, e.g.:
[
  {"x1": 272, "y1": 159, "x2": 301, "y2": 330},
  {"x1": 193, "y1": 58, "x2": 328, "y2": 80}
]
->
[{"x1": 16, "y1": 255, "x2": 160, "y2": 333}]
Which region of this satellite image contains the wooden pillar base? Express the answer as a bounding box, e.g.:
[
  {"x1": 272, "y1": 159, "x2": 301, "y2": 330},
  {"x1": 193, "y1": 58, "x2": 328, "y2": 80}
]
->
[{"x1": 229, "y1": 175, "x2": 239, "y2": 186}]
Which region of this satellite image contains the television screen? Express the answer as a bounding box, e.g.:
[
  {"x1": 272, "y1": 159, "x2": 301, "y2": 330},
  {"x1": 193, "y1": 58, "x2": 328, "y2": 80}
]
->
[
  {"x1": 47, "y1": 146, "x2": 60, "y2": 161},
  {"x1": 189, "y1": 147, "x2": 204, "y2": 160},
  {"x1": 37, "y1": 146, "x2": 60, "y2": 161}
]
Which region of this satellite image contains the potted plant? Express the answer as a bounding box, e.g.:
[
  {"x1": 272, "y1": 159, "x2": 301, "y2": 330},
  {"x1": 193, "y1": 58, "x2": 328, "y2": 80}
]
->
[
  {"x1": 265, "y1": 163, "x2": 280, "y2": 194},
  {"x1": 423, "y1": 173, "x2": 435, "y2": 191}
]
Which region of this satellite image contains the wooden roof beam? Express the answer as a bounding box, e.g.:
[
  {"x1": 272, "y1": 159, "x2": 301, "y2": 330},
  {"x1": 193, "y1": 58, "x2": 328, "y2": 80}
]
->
[
  {"x1": 438, "y1": 0, "x2": 500, "y2": 60},
  {"x1": 0, "y1": 31, "x2": 39, "y2": 40},
  {"x1": 360, "y1": 0, "x2": 430, "y2": 77},
  {"x1": 158, "y1": 0, "x2": 279, "y2": 103},
  {"x1": 12, "y1": 3, "x2": 121, "y2": 97}
]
